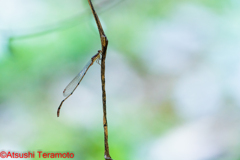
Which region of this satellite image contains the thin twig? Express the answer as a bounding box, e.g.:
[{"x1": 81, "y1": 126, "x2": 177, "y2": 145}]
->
[
  {"x1": 56, "y1": 0, "x2": 113, "y2": 159},
  {"x1": 88, "y1": 0, "x2": 112, "y2": 159}
]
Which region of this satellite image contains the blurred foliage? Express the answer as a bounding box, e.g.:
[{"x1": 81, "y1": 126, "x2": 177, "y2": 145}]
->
[{"x1": 1, "y1": 0, "x2": 240, "y2": 160}]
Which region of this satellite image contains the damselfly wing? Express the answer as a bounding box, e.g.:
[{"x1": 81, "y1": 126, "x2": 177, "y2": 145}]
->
[{"x1": 63, "y1": 60, "x2": 92, "y2": 97}]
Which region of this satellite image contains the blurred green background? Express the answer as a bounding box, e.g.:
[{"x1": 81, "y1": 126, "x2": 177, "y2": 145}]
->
[{"x1": 1, "y1": 0, "x2": 240, "y2": 159}]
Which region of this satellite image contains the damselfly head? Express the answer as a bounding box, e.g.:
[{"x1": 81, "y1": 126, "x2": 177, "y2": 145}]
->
[{"x1": 91, "y1": 50, "x2": 102, "y2": 61}]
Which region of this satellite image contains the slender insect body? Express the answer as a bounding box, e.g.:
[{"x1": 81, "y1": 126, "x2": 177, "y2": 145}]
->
[
  {"x1": 57, "y1": 1, "x2": 112, "y2": 159},
  {"x1": 58, "y1": 50, "x2": 102, "y2": 116}
]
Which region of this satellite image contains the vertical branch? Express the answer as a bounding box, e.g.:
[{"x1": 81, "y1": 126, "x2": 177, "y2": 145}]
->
[
  {"x1": 101, "y1": 42, "x2": 111, "y2": 160},
  {"x1": 88, "y1": 0, "x2": 107, "y2": 50},
  {"x1": 101, "y1": 46, "x2": 112, "y2": 160},
  {"x1": 88, "y1": 0, "x2": 112, "y2": 159}
]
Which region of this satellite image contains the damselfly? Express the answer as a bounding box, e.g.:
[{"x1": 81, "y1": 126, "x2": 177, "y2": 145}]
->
[{"x1": 57, "y1": 50, "x2": 102, "y2": 117}]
